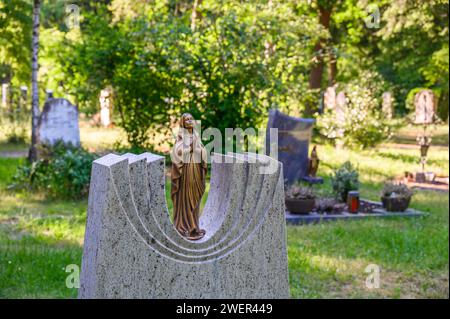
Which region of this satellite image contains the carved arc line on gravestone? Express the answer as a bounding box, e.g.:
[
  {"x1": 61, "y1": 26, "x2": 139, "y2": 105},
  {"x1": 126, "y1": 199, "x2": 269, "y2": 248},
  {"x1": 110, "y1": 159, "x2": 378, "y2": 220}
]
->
[
  {"x1": 143, "y1": 152, "x2": 280, "y2": 262},
  {"x1": 158, "y1": 153, "x2": 281, "y2": 260},
  {"x1": 107, "y1": 154, "x2": 204, "y2": 261},
  {"x1": 139, "y1": 153, "x2": 249, "y2": 254},
  {"x1": 214, "y1": 152, "x2": 278, "y2": 255},
  {"x1": 102, "y1": 152, "x2": 281, "y2": 264},
  {"x1": 219, "y1": 153, "x2": 265, "y2": 248},
  {"x1": 128, "y1": 152, "x2": 246, "y2": 256},
  {"x1": 146, "y1": 153, "x2": 250, "y2": 252}
]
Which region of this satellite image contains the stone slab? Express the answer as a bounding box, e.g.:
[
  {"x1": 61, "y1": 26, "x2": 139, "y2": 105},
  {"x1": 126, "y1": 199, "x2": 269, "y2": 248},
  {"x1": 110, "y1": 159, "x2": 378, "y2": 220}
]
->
[{"x1": 286, "y1": 202, "x2": 426, "y2": 225}]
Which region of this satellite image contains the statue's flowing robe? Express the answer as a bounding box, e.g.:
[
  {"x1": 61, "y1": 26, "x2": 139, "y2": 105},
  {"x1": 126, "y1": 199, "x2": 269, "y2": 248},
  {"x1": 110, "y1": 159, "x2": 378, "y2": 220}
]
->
[{"x1": 171, "y1": 129, "x2": 207, "y2": 237}]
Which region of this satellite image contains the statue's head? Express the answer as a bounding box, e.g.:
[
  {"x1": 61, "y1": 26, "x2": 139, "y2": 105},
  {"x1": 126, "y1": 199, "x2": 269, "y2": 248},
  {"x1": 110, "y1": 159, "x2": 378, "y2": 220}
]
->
[{"x1": 180, "y1": 113, "x2": 195, "y2": 130}]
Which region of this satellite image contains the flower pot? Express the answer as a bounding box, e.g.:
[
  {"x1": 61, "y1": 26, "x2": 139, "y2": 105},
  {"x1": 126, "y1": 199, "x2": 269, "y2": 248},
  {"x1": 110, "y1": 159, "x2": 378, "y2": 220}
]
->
[
  {"x1": 285, "y1": 198, "x2": 315, "y2": 214},
  {"x1": 381, "y1": 196, "x2": 411, "y2": 212}
]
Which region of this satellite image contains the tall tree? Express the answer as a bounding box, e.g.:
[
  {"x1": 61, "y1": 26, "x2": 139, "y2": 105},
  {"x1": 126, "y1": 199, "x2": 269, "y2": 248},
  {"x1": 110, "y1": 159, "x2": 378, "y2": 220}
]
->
[
  {"x1": 305, "y1": 0, "x2": 335, "y2": 117},
  {"x1": 28, "y1": 0, "x2": 40, "y2": 162},
  {"x1": 308, "y1": 4, "x2": 331, "y2": 90}
]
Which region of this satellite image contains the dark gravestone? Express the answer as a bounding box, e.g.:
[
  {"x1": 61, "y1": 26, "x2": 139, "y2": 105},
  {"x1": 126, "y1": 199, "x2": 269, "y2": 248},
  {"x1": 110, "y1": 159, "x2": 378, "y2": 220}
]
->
[{"x1": 266, "y1": 110, "x2": 315, "y2": 185}]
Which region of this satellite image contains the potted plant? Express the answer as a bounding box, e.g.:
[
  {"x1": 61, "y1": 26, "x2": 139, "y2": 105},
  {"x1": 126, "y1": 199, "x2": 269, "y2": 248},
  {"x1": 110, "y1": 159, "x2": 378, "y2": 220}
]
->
[
  {"x1": 381, "y1": 182, "x2": 413, "y2": 212},
  {"x1": 285, "y1": 184, "x2": 316, "y2": 214},
  {"x1": 331, "y1": 161, "x2": 359, "y2": 202}
]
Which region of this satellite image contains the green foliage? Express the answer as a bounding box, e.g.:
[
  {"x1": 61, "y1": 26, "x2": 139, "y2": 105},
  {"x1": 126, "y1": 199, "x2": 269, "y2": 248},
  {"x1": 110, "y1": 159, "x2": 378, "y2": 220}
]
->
[
  {"x1": 381, "y1": 182, "x2": 413, "y2": 199},
  {"x1": 10, "y1": 143, "x2": 96, "y2": 199},
  {"x1": 58, "y1": 0, "x2": 323, "y2": 147},
  {"x1": 0, "y1": 0, "x2": 32, "y2": 84},
  {"x1": 1, "y1": 0, "x2": 448, "y2": 148},
  {"x1": 375, "y1": 0, "x2": 449, "y2": 114},
  {"x1": 331, "y1": 161, "x2": 359, "y2": 202}
]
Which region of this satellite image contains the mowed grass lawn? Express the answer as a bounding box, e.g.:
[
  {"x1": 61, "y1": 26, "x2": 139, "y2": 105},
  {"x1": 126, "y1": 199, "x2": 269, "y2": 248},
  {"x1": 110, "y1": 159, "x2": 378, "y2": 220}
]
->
[{"x1": 0, "y1": 124, "x2": 448, "y2": 298}]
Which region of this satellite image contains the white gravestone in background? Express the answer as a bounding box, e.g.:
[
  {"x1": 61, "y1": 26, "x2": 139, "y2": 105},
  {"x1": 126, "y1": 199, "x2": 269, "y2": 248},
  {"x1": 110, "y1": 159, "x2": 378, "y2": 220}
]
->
[
  {"x1": 382, "y1": 92, "x2": 394, "y2": 119},
  {"x1": 324, "y1": 86, "x2": 337, "y2": 110},
  {"x1": 414, "y1": 90, "x2": 436, "y2": 125},
  {"x1": 336, "y1": 91, "x2": 346, "y2": 126},
  {"x1": 99, "y1": 89, "x2": 113, "y2": 127},
  {"x1": 37, "y1": 98, "x2": 80, "y2": 146}
]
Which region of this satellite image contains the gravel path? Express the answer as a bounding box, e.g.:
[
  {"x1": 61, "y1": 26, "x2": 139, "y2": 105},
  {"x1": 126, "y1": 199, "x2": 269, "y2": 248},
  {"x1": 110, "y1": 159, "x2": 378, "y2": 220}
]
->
[{"x1": 0, "y1": 150, "x2": 28, "y2": 158}]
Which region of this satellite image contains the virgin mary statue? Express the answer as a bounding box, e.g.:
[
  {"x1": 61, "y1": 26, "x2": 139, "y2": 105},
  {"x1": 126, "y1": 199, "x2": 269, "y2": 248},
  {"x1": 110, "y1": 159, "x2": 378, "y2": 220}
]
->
[{"x1": 171, "y1": 113, "x2": 207, "y2": 240}]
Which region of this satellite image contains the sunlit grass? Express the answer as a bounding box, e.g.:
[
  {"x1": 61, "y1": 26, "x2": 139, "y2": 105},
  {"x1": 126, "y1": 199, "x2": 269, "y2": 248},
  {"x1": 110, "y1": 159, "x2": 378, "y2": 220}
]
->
[
  {"x1": 79, "y1": 122, "x2": 128, "y2": 153},
  {"x1": 392, "y1": 124, "x2": 449, "y2": 146},
  {"x1": 0, "y1": 122, "x2": 448, "y2": 298}
]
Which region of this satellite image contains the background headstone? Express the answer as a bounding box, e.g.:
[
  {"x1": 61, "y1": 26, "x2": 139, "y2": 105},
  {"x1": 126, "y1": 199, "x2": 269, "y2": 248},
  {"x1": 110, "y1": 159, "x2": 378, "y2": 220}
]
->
[
  {"x1": 324, "y1": 86, "x2": 337, "y2": 110},
  {"x1": 414, "y1": 89, "x2": 436, "y2": 124},
  {"x1": 335, "y1": 92, "x2": 347, "y2": 149},
  {"x1": 336, "y1": 91, "x2": 346, "y2": 123},
  {"x1": 99, "y1": 88, "x2": 113, "y2": 127},
  {"x1": 37, "y1": 98, "x2": 80, "y2": 146},
  {"x1": 266, "y1": 109, "x2": 315, "y2": 184},
  {"x1": 382, "y1": 91, "x2": 394, "y2": 119},
  {"x1": 79, "y1": 152, "x2": 289, "y2": 298}
]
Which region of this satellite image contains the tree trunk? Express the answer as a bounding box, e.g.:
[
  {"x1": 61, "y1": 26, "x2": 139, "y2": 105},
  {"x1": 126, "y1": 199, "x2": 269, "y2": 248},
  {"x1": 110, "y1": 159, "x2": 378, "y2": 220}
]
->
[
  {"x1": 28, "y1": 0, "x2": 40, "y2": 162},
  {"x1": 306, "y1": 6, "x2": 331, "y2": 117},
  {"x1": 328, "y1": 51, "x2": 337, "y2": 86}
]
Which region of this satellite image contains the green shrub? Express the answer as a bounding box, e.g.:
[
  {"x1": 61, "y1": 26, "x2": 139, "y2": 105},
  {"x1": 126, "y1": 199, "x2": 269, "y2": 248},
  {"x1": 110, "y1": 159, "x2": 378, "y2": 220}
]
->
[
  {"x1": 381, "y1": 182, "x2": 413, "y2": 199},
  {"x1": 285, "y1": 184, "x2": 316, "y2": 200},
  {"x1": 331, "y1": 161, "x2": 359, "y2": 202},
  {"x1": 60, "y1": 3, "x2": 324, "y2": 148},
  {"x1": 316, "y1": 71, "x2": 394, "y2": 149},
  {"x1": 10, "y1": 142, "x2": 96, "y2": 199}
]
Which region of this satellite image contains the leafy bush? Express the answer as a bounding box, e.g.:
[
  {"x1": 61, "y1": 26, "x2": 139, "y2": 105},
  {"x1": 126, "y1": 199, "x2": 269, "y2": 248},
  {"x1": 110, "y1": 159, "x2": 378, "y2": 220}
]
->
[
  {"x1": 331, "y1": 161, "x2": 359, "y2": 202},
  {"x1": 381, "y1": 182, "x2": 413, "y2": 199},
  {"x1": 59, "y1": 2, "x2": 324, "y2": 147},
  {"x1": 10, "y1": 142, "x2": 96, "y2": 199},
  {"x1": 285, "y1": 184, "x2": 316, "y2": 200},
  {"x1": 316, "y1": 71, "x2": 394, "y2": 149}
]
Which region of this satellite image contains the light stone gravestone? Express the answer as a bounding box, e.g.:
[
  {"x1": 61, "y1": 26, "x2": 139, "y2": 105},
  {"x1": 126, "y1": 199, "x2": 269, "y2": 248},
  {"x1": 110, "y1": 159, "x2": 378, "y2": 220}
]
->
[
  {"x1": 324, "y1": 86, "x2": 337, "y2": 110},
  {"x1": 79, "y1": 152, "x2": 289, "y2": 298},
  {"x1": 336, "y1": 91, "x2": 346, "y2": 123},
  {"x1": 335, "y1": 92, "x2": 346, "y2": 148},
  {"x1": 37, "y1": 98, "x2": 80, "y2": 146},
  {"x1": 99, "y1": 88, "x2": 113, "y2": 127},
  {"x1": 414, "y1": 89, "x2": 436, "y2": 124},
  {"x1": 382, "y1": 92, "x2": 393, "y2": 119},
  {"x1": 266, "y1": 109, "x2": 315, "y2": 185}
]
